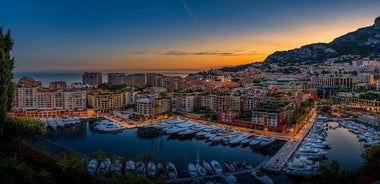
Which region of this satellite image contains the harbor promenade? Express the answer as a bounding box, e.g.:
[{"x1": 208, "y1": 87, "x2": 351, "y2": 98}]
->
[{"x1": 262, "y1": 110, "x2": 318, "y2": 173}]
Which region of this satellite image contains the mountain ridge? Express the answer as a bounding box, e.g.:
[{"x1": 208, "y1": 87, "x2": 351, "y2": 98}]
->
[
  {"x1": 187, "y1": 17, "x2": 380, "y2": 77},
  {"x1": 264, "y1": 16, "x2": 380, "y2": 65}
]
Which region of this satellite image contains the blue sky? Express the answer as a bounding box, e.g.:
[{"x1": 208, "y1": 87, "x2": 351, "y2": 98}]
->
[{"x1": 1, "y1": 0, "x2": 379, "y2": 71}]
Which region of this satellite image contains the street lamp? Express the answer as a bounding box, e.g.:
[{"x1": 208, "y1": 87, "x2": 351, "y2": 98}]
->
[{"x1": 290, "y1": 128, "x2": 294, "y2": 138}]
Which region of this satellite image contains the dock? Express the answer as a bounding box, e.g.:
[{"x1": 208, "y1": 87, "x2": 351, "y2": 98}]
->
[{"x1": 261, "y1": 111, "x2": 318, "y2": 173}]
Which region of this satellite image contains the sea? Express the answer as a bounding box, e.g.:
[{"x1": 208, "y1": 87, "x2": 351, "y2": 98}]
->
[
  {"x1": 40, "y1": 120, "x2": 366, "y2": 184},
  {"x1": 13, "y1": 70, "x2": 199, "y2": 87}
]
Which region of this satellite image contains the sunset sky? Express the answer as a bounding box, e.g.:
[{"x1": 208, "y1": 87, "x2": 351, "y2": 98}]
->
[{"x1": 1, "y1": 0, "x2": 379, "y2": 72}]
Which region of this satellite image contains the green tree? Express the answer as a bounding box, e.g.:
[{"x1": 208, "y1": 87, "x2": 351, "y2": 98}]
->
[
  {"x1": 56, "y1": 152, "x2": 86, "y2": 173},
  {"x1": 0, "y1": 158, "x2": 54, "y2": 184},
  {"x1": 356, "y1": 144, "x2": 380, "y2": 183},
  {"x1": 0, "y1": 28, "x2": 15, "y2": 131},
  {"x1": 308, "y1": 160, "x2": 355, "y2": 184},
  {"x1": 3, "y1": 117, "x2": 46, "y2": 151},
  {"x1": 106, "y1": 174, "x2": 165, "y2": 184},
  {"x1": 94, "y1": 150, "x2": 107, "y2": 163}
]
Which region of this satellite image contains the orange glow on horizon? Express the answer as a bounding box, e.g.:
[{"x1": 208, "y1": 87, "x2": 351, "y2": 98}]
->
[{"x1": 14, "y1": 16, "x2": 376, "y2": 72}]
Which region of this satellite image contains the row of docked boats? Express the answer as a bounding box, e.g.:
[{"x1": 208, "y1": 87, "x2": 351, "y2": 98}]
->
[
  {"x1": 88, "y1": 157, "x2": 257, "y2": 181},
  {"x1": 87, "y1": 158, "x2": 178, "y2": 179},
  {"x1": 94, "y1": 119, "x2": 125, "y2": 132},
  {"x1": 284, "y1": 120, "x2": 329, "y2": 177},
  {"x1": 45, "y1": 116, "x2": 81, "y2": 129},
  {"x1": 339, "y1": 120, "x2": 380, "y2": 147},
  {"x1": 154, "y1": 118, "x2": 276, "y2": 147}
]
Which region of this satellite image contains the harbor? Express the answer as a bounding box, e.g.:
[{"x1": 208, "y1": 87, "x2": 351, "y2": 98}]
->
[{"x1": 39, "y1": 110, "x2": 377, "y2": 183}]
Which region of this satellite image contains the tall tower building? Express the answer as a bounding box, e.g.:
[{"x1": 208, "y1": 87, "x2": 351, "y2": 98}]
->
[{"x1": 82, "y1": 72, "x2": 102, "y2": 86}]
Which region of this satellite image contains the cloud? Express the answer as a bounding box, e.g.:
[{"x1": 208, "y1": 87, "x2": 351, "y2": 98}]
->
[
  {"x1": 129, "y1": 50, "x2": 147, "y2": 55},
  {"x1": 179, "y1": 0, "x2": 200, "y2": 24},
  {"x1": 128, "y1": 50, "x2": 261, "y2": 57},
  {"x1": 162, "y1": 50, "x2": 257, "y2": 56}
]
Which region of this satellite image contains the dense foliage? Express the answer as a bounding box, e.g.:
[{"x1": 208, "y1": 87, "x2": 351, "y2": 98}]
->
[
  {"x1": 192, "y1": 106, "x2": 217, "y2": 121},
  {"x1": 0, "y1": 158, "x2": 54, "y2": 184},
  {"x1": 308, "y1": 160, "x2": 355, "y2": 184},
  {"x1": 0, "y1": 28, "x2": 15, "y2": 128},
  {"x1": 3, "y1": 116, "x2": 46, "y2": 141},
  {"x1": 356, "y1": 144, "x2": 380, "y2": 183},
  {"x1": 255, "y1": 100, "x2": 291, "y2": 113},
  {"x1": 359, "y1": 92, "x2": 380, "y2": 100}
]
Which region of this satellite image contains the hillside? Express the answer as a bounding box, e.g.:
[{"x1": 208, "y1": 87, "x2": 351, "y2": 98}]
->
[{"x1": 264, "y1": 17, "x2": 380, "y2": 65}]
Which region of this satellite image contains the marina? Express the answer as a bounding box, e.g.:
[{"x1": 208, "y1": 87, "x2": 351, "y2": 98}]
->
[{"x1": 40, "y1": 113, "x2": 376, "y2": 183}]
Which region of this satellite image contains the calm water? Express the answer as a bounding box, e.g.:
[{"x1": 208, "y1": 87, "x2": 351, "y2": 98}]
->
[
  {"x1": 44, "y1": 121, "x2": 274, "y2": 170},
  {"x1": 42, "y1": 120, "x2": 366, "y2": 183},
  {"x1": 13, "y1": 70, "x2": 198, "y2": 87},
  {"x1": 325, "y1": 121, "x2": 365, "y2": 170}
]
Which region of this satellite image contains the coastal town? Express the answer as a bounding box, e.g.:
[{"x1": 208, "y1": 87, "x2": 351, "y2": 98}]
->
[
  {"x1": 12, "y1": 56, "x2": 380, "y2": 133},
  {"x1": 9, "y1": 55, "x2": 380, "y2": 183},
  {"x1": 1, "y1": 3, "x2": 380, "y2": 183}
]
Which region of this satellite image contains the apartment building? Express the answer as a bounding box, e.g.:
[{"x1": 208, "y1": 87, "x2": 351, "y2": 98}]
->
[
  {"x1": 63, "y1": 90, "x2": 87, "y2": 110},
  {"x1": 136, "y1": 98, "x2": 153, "y2": 116},
  {"x1": 107, "y1": 73, "x2": 127, "y2": 84},
  {"x1": 82, "y1": 72, "x2": 102, "y2": 86},
  {"x1": 87, "y1": 91, "x2": 125, "y2": 113},
  {"x1": 14, "y1": 87, "x2": 37, "y2": 109},
  {"x1": 14, "y1": 87, "x2": 86, "y2": 110}
]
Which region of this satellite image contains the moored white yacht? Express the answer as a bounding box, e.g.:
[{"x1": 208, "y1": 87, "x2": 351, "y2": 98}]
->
[
  {"x1": 87, "y1": 159, "x2": 98, "y2": 175},
  {"x1": 166, "y1": 162, "x2": 178, "y2": 179},
  {"x1": 135, "y1": 161, "x2": 146, "y2": 177},
  {"x1": 97, "y1": 158, "x2": 111, "y2": 177},
  {"x1": 241, "y1": 135, "x2": 255, "y2": 146},
  {"x1": 188, "y1": 163, "x2": 197, "y2": 177},
  {"x1": 125, "y1": 160, "x2": 135, "y2": 175},
  {"x1": 229, "y1": 133, "x2": 247, "y2": 146},
  {"x1": 249, "y1": 136, "x2": 264, "y2": 146},
  {"x1": 203, "y1": 160, "x2": 214, "y2": 175},
  {"x1": 259, "y1": 136, "x2": 275, "y2": 147},
  {"x1": 251, "y1": 169, "x2": 273, "y2": 184},
  {"x1": 156, "y1": 163, "x2": 166, "y2": 179},
  {"x1": 147, "y1": 162, "x2": 156, "y2": 178},
  {"x1": 211, "y1": 160, "x2": 223, "y2": 175},
  {"x1": 109, "y1": 159, "x2": 122, "y2": 176}
]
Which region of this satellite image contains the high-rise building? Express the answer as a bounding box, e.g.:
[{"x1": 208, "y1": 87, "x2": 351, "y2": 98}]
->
[
  {"x1": 132, "y1": 73, "x2": 146, "y2": 87},
  {"x1": 107, "y1": 73, "x2": 127, "y2": 84},
  {"x1": 82, "y1": 72, "x2": 102, "y2": 86}
]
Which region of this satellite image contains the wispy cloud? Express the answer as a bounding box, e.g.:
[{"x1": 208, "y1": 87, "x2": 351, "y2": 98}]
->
[
  {"x1": 179, "y1": 0, "x2": 199, "y2": 24},
  {"x1": 162, "y1": 50, "x2": 257, "y2": 56},
  {"x1": 129, "y1": 50, "x2": 147, "y2": 55},
  {"x1": 128, "y1": 50, "x2": 260, "y2": 56}
]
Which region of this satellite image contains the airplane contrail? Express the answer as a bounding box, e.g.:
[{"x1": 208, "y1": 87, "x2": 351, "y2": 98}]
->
[{"x1": 179, "y1": 0, "x2": 200, "y2": 24}]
